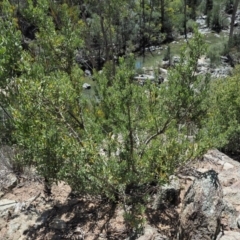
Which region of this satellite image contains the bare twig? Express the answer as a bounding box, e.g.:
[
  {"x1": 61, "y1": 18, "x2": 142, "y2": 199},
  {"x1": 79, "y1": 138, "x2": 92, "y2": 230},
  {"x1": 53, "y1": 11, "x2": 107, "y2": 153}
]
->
[{"x1": 25, "y1": 191, "x2": 41, "y2": 210}]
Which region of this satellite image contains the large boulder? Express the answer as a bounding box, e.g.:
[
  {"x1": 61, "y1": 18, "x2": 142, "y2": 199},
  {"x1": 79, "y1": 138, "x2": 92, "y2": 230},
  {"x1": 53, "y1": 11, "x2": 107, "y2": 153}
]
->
[{"x1": 178, "y1": 170, "x2": 223, "y2": 240}]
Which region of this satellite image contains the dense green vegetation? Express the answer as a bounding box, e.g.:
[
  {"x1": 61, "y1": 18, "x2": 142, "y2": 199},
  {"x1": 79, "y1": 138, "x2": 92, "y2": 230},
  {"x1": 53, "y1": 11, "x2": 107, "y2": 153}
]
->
[{"x1": 1, "y1": 0, "x2": 240, "y2": 231}]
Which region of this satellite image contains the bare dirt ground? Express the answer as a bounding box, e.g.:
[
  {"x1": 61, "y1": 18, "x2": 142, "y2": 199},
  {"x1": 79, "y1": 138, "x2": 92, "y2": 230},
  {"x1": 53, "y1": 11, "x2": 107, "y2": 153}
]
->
[{"x1": 0, "y1": 177, "x2": 179, "y2": 240}]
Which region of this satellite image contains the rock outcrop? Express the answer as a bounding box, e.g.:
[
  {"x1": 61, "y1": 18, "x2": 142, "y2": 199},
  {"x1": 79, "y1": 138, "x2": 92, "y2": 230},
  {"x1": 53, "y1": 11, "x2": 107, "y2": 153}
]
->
[{"x1": 178, "y1": 170, "x2": 223, "y2": 240}]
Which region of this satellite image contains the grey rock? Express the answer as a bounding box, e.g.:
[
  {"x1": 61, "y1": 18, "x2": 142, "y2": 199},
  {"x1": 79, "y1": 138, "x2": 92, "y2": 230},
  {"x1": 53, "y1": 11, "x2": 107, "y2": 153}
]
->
[
  {"x1": 203, "y1": 149, "x2": 240, "y2": 226},
  {"x1": 4, "y1": 214, "x2": 37, "y2": 240},
  {"x1": 159, "y1": 68, "x2": 168, "y2": 76},
  {"x1": 220, "y1": 56, "x2": 229, "y2": 63},
  {"x1": 204, "y1": 149, "x2": 240, "y2": 169},
  {"x1": 0, "y1": 191, "x2": 4, "y2": 198},
  {"x1": 234, "y1": 21, "x2": 239, "y2": 27},
  {"x1": 217, "y1": 231, "x2": 240, "y2": 240},
  {"x1": 0, "y1": 217, "x2": 7, "y2": 229},
  {"x1": 236, "y1": 215, "x2": 240, "y2": 228},
  {"x1": 134, "y1": 74, "x2": 155, "y2": 81},
  {"x1": 222, "y1": 162, "x2": 234, "y2": 171},
  {"x1": 82, "y1": 83, "x2": 91, "y2": 89},
  {"x1": 198, "y1": 28, "x2": 211, "y2": 34},
  {"x1": 0, "y1": 145, "x2": 15, "y2": 171},
  {"x1": 197, "y1": 58, "x2": 210, "y2": 68},
  {"x1": 85, "y1": 69, "x2": 91, "y2": 77},
  {"x1": 14, "y1": 202, "x2": 26, "y2": 214},
  {"x1": 0, "y1": 199, "x2": 16, "y2": 216},
  {"x1": 211, "y1": 66, "x2": 232, "y2": 78},
  {"x1": 149, "y1": 46, "x2": 156, "y2": 51},
  {"x1": 153, "y1": 176, "x2": 180, "y2": 209},
  {"x1": 7, "y1": 221, "x2": 21, "y2": 236},
  {"x1": 50, "y1": 218, "x2": 67, "y2": 230},
  {"x1": 178, "y1": 170, "x2": 223, "y2": 240},
  {"x1": 173, "y1": 56, "x2": 180, "y2": 64},
  {"x1": 0, "y1": 145, "x2": 18, "y2": 190},
  {"x1": 162, "y1": 60, "x2": 170, "y2": 68},
  {"x1": 197, "y1": 66, "x2": 209, "y2": 74},
  {"x1": 223, "y1": 184, "x2": 240, "y2": 207},
  {"x1": 6, "y1": 172, "x2": 18, "y2": 189},
  {"x1": 221, "y1": 200, "x2": 238, "y2": 229},
  {"x1": 35, "y1": 211, "x2": 49, "y2": 227},
  {"x1": 196, "y1": 18, "x2": 206, "y2": 27}
]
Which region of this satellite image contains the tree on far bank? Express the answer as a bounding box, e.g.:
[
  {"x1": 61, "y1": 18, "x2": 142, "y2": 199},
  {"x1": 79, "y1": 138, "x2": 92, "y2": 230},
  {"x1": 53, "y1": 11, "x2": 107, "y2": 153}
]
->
[{"x1": 229, "y1": 0, "x2": 240, "y2": 47}]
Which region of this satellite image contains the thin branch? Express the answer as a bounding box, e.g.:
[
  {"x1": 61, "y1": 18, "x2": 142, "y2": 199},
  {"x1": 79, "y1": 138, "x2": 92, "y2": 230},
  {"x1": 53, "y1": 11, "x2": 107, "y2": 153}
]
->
[
  {"x1": 67, "y1": 110, "x2": 85, "y2": 130},
  {"x1": 144, "y1": 118, "x2": 171, "y2": 146},
  {"x1": 0, "y1": 102, "x2": 13, "y2": 120},
  {"x1": 57, "y1": 109, "x2": 84, "y2": 147},
  {"x1": 140, "y1": 118, "x2": 172, "y2": 158}
]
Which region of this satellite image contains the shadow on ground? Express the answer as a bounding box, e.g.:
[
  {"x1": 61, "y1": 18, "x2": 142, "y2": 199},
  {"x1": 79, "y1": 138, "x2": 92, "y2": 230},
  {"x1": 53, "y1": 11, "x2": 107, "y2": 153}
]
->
[
  {"x1": 22, "y1": 196, "x2": 180, "y2": 240},
  {"x1": 23, "y1": 197, "x2": 124, "y2": 240}
]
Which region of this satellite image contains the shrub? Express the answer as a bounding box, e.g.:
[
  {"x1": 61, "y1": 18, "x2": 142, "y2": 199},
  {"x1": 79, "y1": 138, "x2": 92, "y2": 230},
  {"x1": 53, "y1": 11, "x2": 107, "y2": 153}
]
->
[
  {"x1": 207, "y1": 66, "x2": 240, "y2": 154},
  {"x1": 207, "y1": 39, "x2": 229, "y2": 66},
  {"x1": 186, "y1": 19, "x2": 197, "y2": 32},
  {"x1": 163, "y1": 45, "x2": 171, "y2": 62},
  {"x1": 231, "y1": 31, "x2": 240, "y2": 50},
  {"x1": 210, "y1": 4, "x2": 229, "y2": 32},
  {"x1": 11, "y1": 30, "x2": 213, "y2": 228}
]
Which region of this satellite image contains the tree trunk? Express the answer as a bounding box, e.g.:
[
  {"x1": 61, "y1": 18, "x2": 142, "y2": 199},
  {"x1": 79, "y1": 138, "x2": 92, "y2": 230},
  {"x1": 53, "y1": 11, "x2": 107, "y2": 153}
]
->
[
  {"x1": 229, "y1": 0, "x2": 240, "y2": 47},
  {"x1": 141, "y1": 0, "x2": 145, "y2": 61},
  {"x1": 184, "y1": 0, "x2": 187, "y2": 40},
  {"x1": 205, "y1": 0, "x2": 213, "y2": 15},
  {"x1": 100, "y1": 15, "x2": 110, "y2": 62},
  {"x1": 160, "y1": 0, "x2": 165, "y2": 33}
]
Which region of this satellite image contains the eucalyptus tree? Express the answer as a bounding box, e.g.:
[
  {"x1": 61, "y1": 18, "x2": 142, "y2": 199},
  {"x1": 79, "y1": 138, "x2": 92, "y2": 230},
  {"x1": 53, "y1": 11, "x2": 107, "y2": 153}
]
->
[
  {"x1": 229, "y1": 0, "x2": 240, "y2": 46},
  {"x1": 205, "y1": 0, "x2": 213, "y2": 14},
  {"x1": 186, "y1": 0, "x2": 198, "y2": 20},
  {"x1": 78, "y1": 0, "x2": 139, "y2": 70}
]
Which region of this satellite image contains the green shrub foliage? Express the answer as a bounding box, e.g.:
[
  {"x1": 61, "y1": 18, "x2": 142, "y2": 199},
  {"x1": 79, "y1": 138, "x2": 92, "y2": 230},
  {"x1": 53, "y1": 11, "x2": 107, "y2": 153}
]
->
[
  {"x1": 0, "y1": 0, "x2": 231, "y2": 227},
  {"x1": 12, "y1": 27, "x2": 211, "y2": 202},
  {"x1": 207, "y1": 66, "x2": 240, "y2": 154}
]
